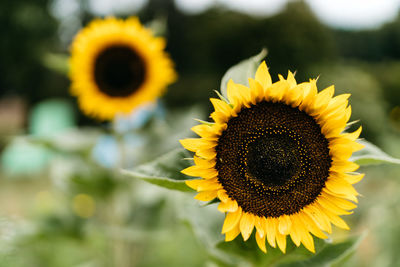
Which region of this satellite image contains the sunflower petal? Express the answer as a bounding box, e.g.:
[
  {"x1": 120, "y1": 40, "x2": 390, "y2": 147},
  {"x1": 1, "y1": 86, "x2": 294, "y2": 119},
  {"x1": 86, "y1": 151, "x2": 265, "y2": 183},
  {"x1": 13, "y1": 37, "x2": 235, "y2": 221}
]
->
[
  {"x1": 225, "y1": 223, "x2": 241, "y2": 242},
  {"x1": 256, "y1": 231, "x2": 267, "y2": 253},
  {"x1": 218, "y1": 200, "x2": 238, "y2": 212},
  {"x1": 210, "y1": 98, "x2": 233, "y2": 116},
  {"x1": 255, "y1": 61, "x2": 272, "y2": 89},
  {"x1": 194, "y1": 190, "x2": 218, "y2": 202},
  {"x1": 222, "y1": 207, "x2": 242, "y2": 233},
  {"x1": 276, "y1": 232, "x2": 287, "y2": 253},
  {"x1": 298, "y1": 213, "x2": 328, "y2": 240},
  {"x1": 265, "y1": 217, "x2": 277, "y2": 248},
  {"x1": 255, "y1": 216, "x2": 266, "y2": 238},
  {"x1": 239, "y1": 212, "x2": 256, "y2": 241},
  {"x1": 278, "y1": 214, "x2": 292, "y2": 235}
]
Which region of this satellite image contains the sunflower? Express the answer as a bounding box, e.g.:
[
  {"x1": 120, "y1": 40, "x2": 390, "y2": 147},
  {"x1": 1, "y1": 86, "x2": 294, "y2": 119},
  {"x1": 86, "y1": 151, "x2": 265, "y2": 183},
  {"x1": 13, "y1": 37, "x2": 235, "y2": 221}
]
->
[
  {"x1": 69, "y1": 17, "x2": 176, "y2": 120},
  {"x1": 180, "y1": 62, "x2": 364, "y2": 253}
]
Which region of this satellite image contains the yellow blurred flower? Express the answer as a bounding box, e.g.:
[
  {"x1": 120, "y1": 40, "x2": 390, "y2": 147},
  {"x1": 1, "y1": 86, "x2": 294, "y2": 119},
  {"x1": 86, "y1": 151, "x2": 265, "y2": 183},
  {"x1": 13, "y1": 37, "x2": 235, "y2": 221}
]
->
[{"x1": 69, "y1": 17, "x2": 176, "y2": 120}]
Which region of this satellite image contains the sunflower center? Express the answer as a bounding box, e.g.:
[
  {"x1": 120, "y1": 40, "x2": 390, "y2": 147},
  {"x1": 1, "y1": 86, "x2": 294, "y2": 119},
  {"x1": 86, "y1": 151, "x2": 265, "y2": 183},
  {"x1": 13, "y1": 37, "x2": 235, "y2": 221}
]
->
[
  {"x1": 94, "y1": 46, "x2": 146, "y2": 97},
  {"x1": 216, "y1": 101, "x2": 331, "y2": 218},
  {"x1": 247, "y1": 136, "x2": 297, "y2": 186}
]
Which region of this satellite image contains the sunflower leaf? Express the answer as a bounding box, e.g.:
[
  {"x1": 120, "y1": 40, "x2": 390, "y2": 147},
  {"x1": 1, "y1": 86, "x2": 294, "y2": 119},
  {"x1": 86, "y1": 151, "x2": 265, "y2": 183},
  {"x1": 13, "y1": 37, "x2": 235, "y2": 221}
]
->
[
  {"x1": 121, "y1": 148, "x2": 194, "y2": 192},
  {"x1": 277, "y1": 233, "x2": 366, "y2": 267},
  {"x1": 220, "y1": 48, "x2": 268, "y2": 98},
  {"x1": 214, "y1": 233, "x2": 364, "y2": 267},
  {"x1": 351, "y1": 140, "x2": 400, "y2": 165},
  {"x1": 215, "y1": 234, "x2": 325, "y2": 266}
]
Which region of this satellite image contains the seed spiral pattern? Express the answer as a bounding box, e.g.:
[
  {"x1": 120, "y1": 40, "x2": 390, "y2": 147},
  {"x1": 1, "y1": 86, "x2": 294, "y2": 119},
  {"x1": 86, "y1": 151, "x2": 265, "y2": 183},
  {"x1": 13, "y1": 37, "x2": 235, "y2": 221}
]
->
[{"x1": 216, "y1": 101, "x2": 331, "y2": 217}]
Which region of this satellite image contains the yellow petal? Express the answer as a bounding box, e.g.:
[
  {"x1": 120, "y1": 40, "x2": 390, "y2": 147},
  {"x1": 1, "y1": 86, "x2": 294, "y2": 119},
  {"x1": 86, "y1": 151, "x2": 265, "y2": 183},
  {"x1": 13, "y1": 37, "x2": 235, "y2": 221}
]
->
[
  {"x1": 235, "y1": 84, "x2": 252, "y2": 108},
  {"x1": 317, "y1": 203, "x2": 350, "y2": 230},
  {"x1": 194, "y1": 156, "x2": 216, "y2": 169},
  {"x1": 217, "y1": 189, "x2": 230, "y2": 203},
  {"x1": 255, "y1": 216, "x2": 266, "y2": 238},
  {"x1": 196, "y1": 148, "x2": 217, "y2": 159},
  {"x1": 265, "y1": 217, "x2": 277, "y2": 248},
  {"x1": 227, "y1": 79, "x2": 241, "y2": 105},
  {"x1": 180, "y1": 138, "x2": 216, "y2": 152},
  {"x1": 322, "y1": 187, "x2": 358, "y2": 203},
  {"x1": 225, "y1": 223, "x2": 241, "y2": 242},
  {"x1": 312, "y1": 85, "x2": 335, "y2": 112},
  {"x1": 318, "y1": 194, "x2": 354, "y2": 215},
  {"x1": 210, "y1": 98, "x2": 233, "y2": 116},
  {"x1": 278, "y1": 214, "x2": 292, "y2": 235},
  {"x1": 194, "y1": 190, "x2": 218, "y2": 202},
  {"x1": 319, "y1": 93, "x2": 350, "y2": 119},
  {"x1": 185, "y1": 179, "x2": 203, "y2": 190},
  {"x1": 210, "y1": 111, "x2": 229, "y2": 124},
  {"x1": 330, "y1": 160, "x2": 359, "y2": 173},
  {"x1": 342, "y1": 126, "x2": 362, "y2": 141},
  {"x1": 218, "y1": 200, "x2": 239, "y2": 213},
  {"x1": 240, "y1": 212, "x2": 256, "y2": 241},
  {"x1": 268, "y1": 80, "x2": 289, "y2": 102},
  {"x1": 300, "y1": 230, "x2": 315, "y2": 253},
  {"x1": 276, "y1": 232, "x2": 287, "y2": 253},
  {"x1": 288, "y1": 214, "x2": 302, "y2": 247},
  {"x1": 304, "y1": 205, "x2": 332, "y2": 234},
  {"x1": 197, "y1": 180, "x2": 222, "y2": 191},
  {"x1": 325, "y1": 177, "x2": 359, "y2": 198},
  {"x1": 343, "y1": 173, "x2": 365, "y2": 184},
  {"x1": 286, "y1": 71, "x2": 297, "y2": 88},
  {"x1": 181, "y1": 166, "x2": 218, "y2": 179},
  {"x1": 298, "y1": 213, "x2": 328, "y2": 240},
  {"x1": 323, "y1": 195, "x2": 357, "y2": 210},
  {"x1": 180, "y1": 138, "x2": 202, "y2": 152},
  {"x1": 300, "y1": 79, "x2": 318, "y2": 112},
  {"x1": 248, "y1": 78, "x2": 265, "y2": 104},
  {"x1": 285, "y1": 85, "x2": 303, "y2": 107},
  {"x1": 222, "y1": 207, "x2": 242, "y2": 233},
  {"x1": 256, "y1": 231, "x2": 267, "y2": 253},
  {"x1": 255, "y1": 61, "x2": 272, "y2": 90},
  {"x1": 191, "y1": 124, "x2": 217, "y2": 139}
]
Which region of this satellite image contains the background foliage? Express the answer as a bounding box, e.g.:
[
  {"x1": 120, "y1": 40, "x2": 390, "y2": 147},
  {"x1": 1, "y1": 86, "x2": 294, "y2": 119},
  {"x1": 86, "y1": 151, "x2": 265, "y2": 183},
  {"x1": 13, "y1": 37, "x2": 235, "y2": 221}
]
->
[{"x1": 0, "y1": 0, "x2": 400, "y2": 266}]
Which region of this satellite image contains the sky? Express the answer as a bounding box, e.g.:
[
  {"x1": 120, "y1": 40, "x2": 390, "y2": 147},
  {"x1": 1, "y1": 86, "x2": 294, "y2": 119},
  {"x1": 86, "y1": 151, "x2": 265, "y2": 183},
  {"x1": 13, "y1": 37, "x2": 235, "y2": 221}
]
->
[{"x1": 174, "y1": 0, "x2": 400, "y2": 29}]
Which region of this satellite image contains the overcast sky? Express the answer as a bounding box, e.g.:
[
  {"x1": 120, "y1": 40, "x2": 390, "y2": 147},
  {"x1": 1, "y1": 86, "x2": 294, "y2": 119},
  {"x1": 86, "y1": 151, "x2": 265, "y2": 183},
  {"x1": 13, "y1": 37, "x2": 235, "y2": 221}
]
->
[
  {"x1": 176, "y1": 0, "x2": 400, "y2": 29},
  {"x1": 62, "y1": 0, "x2": 400, "y2": 30}
]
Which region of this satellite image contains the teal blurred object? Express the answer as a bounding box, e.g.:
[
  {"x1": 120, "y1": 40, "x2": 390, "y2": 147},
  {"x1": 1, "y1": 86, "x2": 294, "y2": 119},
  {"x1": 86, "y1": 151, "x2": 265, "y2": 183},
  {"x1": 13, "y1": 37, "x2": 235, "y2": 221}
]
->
[
  {"x1": 1, "y1": 99, "x2": 76, "y2": 176},
  {"x1": 1, "y1": 139, "x2": 52, "y2": 176},
  {"x1": 29, "y1": 99, "x2": 75, "y2": 137}
]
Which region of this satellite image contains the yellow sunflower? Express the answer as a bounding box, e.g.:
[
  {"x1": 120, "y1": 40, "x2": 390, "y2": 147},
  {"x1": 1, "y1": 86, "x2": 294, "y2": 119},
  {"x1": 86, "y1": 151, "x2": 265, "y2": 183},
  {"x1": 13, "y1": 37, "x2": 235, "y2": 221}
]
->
[
  {"x1": 180, "y1": 62, "x2": 364, "y2": 253},
  {"x1": 69, "y1": 17, "x2": 176, "y2": 120}
]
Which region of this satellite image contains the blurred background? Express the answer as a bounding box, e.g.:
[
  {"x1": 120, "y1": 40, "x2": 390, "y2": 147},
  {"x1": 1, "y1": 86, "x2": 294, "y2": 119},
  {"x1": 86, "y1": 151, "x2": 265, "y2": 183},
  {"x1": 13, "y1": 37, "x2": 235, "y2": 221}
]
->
[{"x1": 0, "y1": 0, "x2": 399, "y2": 266}]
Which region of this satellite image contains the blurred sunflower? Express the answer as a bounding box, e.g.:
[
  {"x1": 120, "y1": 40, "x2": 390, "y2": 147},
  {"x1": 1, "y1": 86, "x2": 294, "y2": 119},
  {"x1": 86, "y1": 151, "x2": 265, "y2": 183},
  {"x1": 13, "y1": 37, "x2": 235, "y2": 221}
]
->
[
  {"x1": 69, "y1": 17, "x2": 176, "y2": 120},
  {"x1": 180, "y1": 62, "x2": 364, "y2": 253}
]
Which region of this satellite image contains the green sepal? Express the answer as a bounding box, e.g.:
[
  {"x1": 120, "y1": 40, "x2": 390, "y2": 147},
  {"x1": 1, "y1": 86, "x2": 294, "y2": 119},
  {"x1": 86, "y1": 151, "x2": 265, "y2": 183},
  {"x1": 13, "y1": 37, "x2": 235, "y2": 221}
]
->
[{"x1": 351, "y1": 140, "x2": 400, "y2": 165}]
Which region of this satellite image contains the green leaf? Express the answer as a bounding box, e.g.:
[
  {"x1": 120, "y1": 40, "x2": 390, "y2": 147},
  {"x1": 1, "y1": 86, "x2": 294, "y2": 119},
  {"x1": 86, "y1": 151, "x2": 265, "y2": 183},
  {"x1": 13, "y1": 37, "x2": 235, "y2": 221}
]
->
[
  {"x1": 215, "y1": 234, "x2": 325, "y2": 266},
  {"x1": 121, "y1": 148, "x2": 194, "y2": 192},
  {"x1": 220, "y1": 48, "x2": 268, "y2": 98},
  {"x1": 42, "y1": 53, "x2": 69, "y2": 75},
  {"x1": 278, "y1": 233, "x2": 365, "y2": 267},
  {"x1": 214, "y1": 233, "x2": 365, "y2": 267},
  {"x1": 177, "y1": 200, "x2": 234, "y2": 265},
  {"x1": 351, "y1": 140, "x2": 400, "y2": 165}
]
